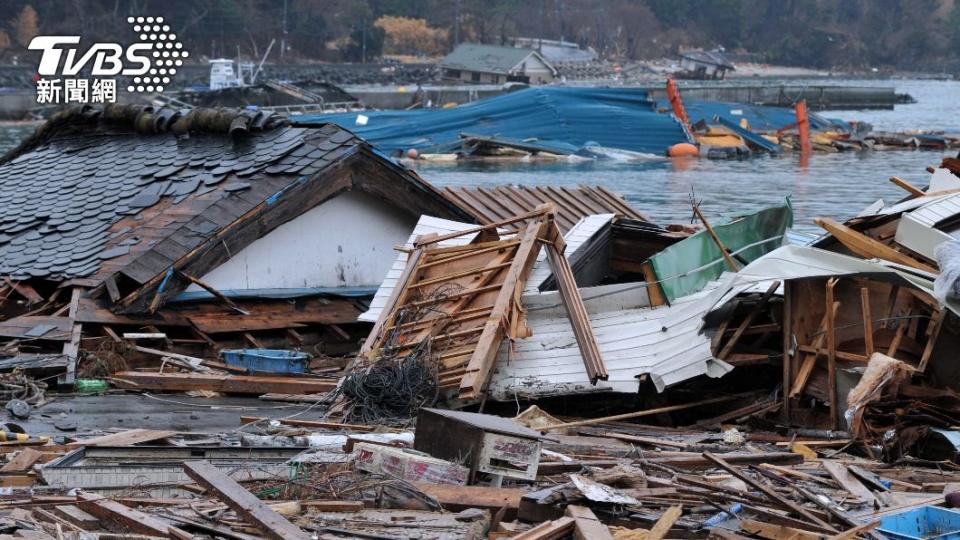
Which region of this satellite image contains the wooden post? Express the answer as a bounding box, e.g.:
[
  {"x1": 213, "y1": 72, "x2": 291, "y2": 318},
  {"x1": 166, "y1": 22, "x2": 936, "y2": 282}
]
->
[
  {"x1": 826, "y1": 278, "x2": 838, "y2": 430},
  {"x1": 782, "y1": 280, "x2": 793, "y2": 422},
  {"x1": 859, "y1": 287, "x2": 874, "y2": 358}
]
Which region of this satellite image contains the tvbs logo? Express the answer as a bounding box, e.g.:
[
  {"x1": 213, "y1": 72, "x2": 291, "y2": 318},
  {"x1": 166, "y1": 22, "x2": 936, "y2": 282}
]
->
[{"x1": 28, "y1": 16, "x2": 189, "y2": 104}]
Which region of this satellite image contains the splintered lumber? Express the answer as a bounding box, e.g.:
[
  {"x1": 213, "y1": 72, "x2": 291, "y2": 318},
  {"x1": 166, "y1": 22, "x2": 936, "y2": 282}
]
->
[
  {"x1": 544, "y1": 227, "x2": 608, "y2": 383},
  {"x1": 77, "y1": 491, "x2": 189, "y2": 537},
  {"x1": 919, "y1": 308, "x2": 945, "y2": 372},
  {"x1": 51, "y1": 506, "x2": 100, "y2": 530},
  {"x1": 513, "y1": 516, "x2": 576, "y2": 540},
  {"x1": 111, "y1": 372, "x2": 336, "y2": 395},
  {"x1": 564, "y1": 505, "x2": 613, "y2": 540},
  {"x1": 702, "y1": 452, "x2": 837, "y2": 533},
  {"x1": 815, "y1": 217, "x2": 938, "y2": 273},
  {"x1": 67, "y1": 428, "x2": 177, "y2": 447},
  {"x1": 647, "y1": 505, "x2": 682, "y2": 540},
  {"x1": 741, "y1": 518, "x2": 823, "y2": 540},
  {"x1": 183, "y1": 460, "x2": 309, "y2": 540},
  {"x1": 541, "y1": 395, "x2": 741, "y2": 431}
]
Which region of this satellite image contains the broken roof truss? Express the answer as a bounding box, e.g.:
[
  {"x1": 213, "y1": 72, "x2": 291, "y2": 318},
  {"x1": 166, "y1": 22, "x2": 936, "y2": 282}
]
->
[{"x1": 359, "y1": 205, "x2": 607, "y2": 402}]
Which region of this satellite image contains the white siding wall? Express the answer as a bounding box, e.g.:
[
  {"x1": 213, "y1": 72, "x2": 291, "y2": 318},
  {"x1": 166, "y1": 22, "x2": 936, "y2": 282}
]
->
[{"x1": 187, "y1": 191, "x2": 416, "y2": 291}]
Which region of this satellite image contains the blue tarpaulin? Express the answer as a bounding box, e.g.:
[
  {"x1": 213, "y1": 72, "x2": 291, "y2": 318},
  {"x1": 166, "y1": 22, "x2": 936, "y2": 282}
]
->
[
  {"x1": 653, "y1": 98, "x2": 843, "y2": 131},
  {"x1": 292, "y1": 87, "x2": 691, "y2": 155}
]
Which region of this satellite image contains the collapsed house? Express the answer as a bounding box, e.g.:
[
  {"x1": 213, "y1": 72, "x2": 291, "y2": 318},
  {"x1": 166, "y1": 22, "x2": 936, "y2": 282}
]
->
[{"x1": 0, "y1": 104, "x2": 474, "y2": 385}]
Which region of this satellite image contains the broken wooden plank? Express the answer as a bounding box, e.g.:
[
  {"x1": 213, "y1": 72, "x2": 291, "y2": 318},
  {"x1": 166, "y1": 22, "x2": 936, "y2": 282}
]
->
[
  {"x1": 111, "y1": 372, "x2": 337, "y2": 395},
  {"x1": 815, "y1": 217, "x2": 938, "y2": 273},
  {"x1": 239, "y1": 416, "x2": 377, "y2": 432},
  {"x1": 647, "y1": 505, "x2": 682, "y2": 540},
  {"x1": 68, "y1": 429, "x2": 177, "y2": 447},
  {"x1": 512, "y1": 516, "x2": 576, "y2": 540},
  {"x1": 183, "y1": 460, "x2": 309, "y2": 540},
  {"x1": 0, "y1": 448, "x2": 41, "y2": 472},
  {"x1": 861, "y1": 287, "x2": 874, "y2": 357},
  {"x1": 826, "y1": 277, "x2": 839, "y2": 429},
  {"x1": 564, "y1": 505, "x2": 613, "y2": 540},
  {"x1": 412, "y1": 482, "x2": 524, "y2": 515},
  {"x1": 77, "y1": 491, "x2": 189, "y2": 537},
  {"x1": 822, "y1": 460, "x2": 878, "y2": 506},
  {"x1": 51, "y1": 505, "x2": 100, "y2": 530}
]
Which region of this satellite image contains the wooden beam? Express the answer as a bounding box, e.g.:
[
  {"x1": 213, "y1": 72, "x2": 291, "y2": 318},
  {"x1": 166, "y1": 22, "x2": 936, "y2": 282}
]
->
[
  {"x1": 412, "y1": 482, "x2": 524, "y2": 514},
  {"x1": 183, "y1": 460, "x2": 310, "y2": 540},
  {"x1": 239, "y1": 416, "x2": 375, "y2": 432},
  {"x1": 544, "y1": 221, "x2": 608, "y2": 383},
  {"x1": 111, "y1": 372, "x2": 336, "y2": 395},
  {"x1": 177, "y1": 271, "x2": 249, "y2": 315},
  {"x1": 889, "y1": 176, "x2": 925, "y2": 197},
  {"x1": 68, "y1": 429, "x2": 177, "y2": 447},
  {"x1": 647, "y1": 505, "x2": 682, "y2": 540},
  {"x1": 815, "y1": 217, "x2": 938, "y2": 274}
]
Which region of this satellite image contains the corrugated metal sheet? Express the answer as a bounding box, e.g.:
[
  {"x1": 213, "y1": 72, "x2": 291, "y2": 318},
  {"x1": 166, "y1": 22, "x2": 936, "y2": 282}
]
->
[
  {"x1": 292, "y1": 87, "x2": 690, "y2": 155},
  {"x1": 525, "y1": 214, "x2": 615, "y2": 293},
  {"x1": 443, "y1": 184, "x2": 647, "y2": 233},
  {"x1": 488, "y1": 278, "x2": 736, "y2": 399}
]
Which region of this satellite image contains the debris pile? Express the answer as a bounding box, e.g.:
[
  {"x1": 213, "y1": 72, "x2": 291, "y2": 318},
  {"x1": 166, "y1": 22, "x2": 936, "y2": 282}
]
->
[{"x1": 1, "y1": 104, "x2": 960, "y2": 538}]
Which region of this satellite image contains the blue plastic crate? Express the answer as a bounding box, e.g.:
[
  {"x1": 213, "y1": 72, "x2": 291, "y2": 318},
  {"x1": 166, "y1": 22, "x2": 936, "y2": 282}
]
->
[
  {"x1": 878, "y1": 506, "x2": 960, "y2": 540},
  {"x1": 220, "y1": 349, "x2": 309, "y2": 374}
]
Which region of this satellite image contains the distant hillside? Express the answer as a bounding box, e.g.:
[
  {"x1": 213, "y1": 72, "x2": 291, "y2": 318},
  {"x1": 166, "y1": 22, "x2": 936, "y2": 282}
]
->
[{"x1": 3, "y1": 0, "x2": 959, "y2": 73}]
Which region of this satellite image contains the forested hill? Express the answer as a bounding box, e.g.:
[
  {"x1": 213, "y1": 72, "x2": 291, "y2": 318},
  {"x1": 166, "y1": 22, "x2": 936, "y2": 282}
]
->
[{"x1": 3, "y1": 0, "x2": 958, "y2": 72}]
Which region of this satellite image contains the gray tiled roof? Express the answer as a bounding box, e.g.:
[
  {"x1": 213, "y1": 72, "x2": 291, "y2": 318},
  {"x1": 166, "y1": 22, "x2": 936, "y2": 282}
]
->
[
  {"x1": 439, "y1": 43, "x2": 540, "y2": 74},
  {"x1": 0, "y1": 104, "x2": 361, "y2": 282}
]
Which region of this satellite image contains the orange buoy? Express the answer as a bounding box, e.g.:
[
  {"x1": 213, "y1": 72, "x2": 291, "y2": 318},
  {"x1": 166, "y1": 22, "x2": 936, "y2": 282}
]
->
[
  {"x1": 406, "y1": 148, "x2": 419, "y2": 159},
  {"x1": 668, "y1": 142, "x2": 699, "y2": 157}
]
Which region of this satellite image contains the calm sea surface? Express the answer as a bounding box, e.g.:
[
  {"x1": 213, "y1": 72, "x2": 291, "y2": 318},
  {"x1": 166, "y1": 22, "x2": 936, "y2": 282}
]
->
[{"x1": 1, "y1": 79, "x2": 957, "y2": 233}]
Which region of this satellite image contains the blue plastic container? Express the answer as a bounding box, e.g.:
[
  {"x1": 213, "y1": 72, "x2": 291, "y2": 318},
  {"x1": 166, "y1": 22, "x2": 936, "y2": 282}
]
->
[
  {"x1": 878, "y1": 506, "x2": 960, "y2": 540},
  {"x1": 220, "y1": 349, "x2": 309, "y2": 374}
]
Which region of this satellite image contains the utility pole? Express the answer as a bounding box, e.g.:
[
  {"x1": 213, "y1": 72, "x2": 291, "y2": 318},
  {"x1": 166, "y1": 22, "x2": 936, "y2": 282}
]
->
[{"x1": 280, "y1": 0, "x2": 288, "y2": 59}]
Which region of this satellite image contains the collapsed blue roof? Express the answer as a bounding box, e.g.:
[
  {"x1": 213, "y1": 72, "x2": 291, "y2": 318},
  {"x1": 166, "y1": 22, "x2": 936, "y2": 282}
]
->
[
  {"x1": 292, "y1": 87, "x2": 691, "y2": 155},
  {"x1": 653, "y1": 98, "x2": 842, "y2": 131}
]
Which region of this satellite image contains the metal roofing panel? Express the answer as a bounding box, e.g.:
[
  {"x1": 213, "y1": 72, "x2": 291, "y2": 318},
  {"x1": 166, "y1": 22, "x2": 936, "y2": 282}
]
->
[
  {"x1": 444, "y1": 185, "x2": 647, "y2": 233},
  {"x1": 488, "y1": 278, "x2": 736, "y2": 399}
]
